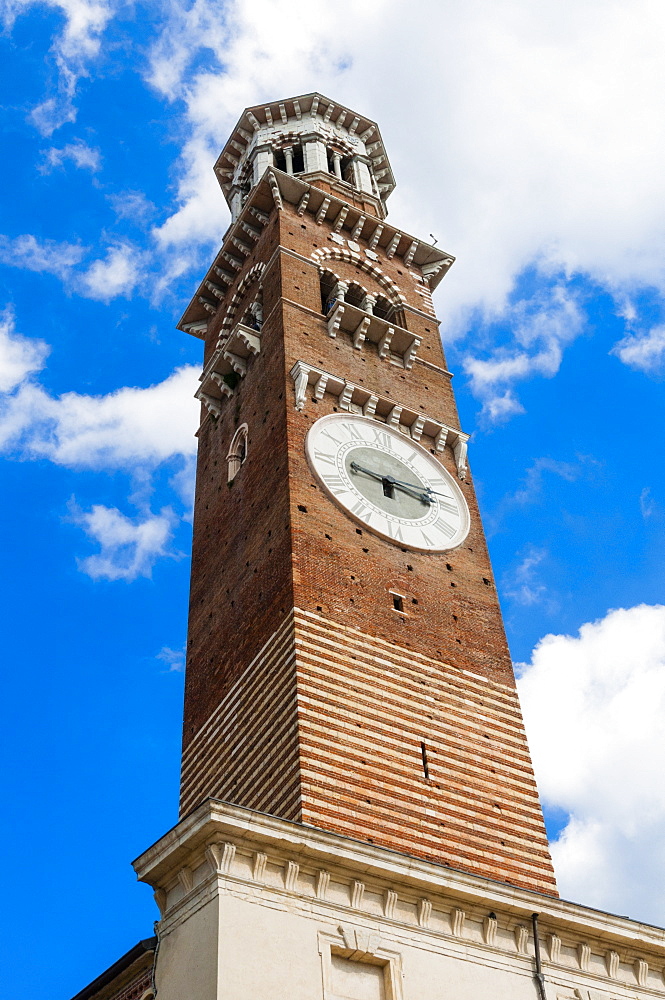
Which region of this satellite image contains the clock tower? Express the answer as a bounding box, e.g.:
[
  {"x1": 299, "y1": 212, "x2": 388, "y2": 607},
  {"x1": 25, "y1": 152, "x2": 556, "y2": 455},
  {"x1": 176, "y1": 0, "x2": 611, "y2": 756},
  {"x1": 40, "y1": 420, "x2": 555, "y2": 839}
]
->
[
  {"x1": 175, "y1": 92, "x2": 556, "y2": 897},
  {"x1": 75, "y1": 94, "x2": 665, "y2": 1000}
]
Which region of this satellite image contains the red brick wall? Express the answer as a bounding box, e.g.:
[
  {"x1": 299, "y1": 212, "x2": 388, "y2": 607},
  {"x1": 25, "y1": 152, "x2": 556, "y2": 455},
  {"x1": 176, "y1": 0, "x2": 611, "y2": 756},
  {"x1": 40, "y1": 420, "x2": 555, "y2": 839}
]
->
[{"x1": 179, "y1": 188, "x2": 557, "y2": 896}]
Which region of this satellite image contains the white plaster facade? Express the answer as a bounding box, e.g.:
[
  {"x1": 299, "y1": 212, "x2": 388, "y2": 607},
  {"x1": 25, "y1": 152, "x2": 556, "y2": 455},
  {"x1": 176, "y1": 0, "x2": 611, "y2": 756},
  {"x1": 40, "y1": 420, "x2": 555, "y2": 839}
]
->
[{"x1": 134, "y1": 801, "x2": 665, "y2": 1000}]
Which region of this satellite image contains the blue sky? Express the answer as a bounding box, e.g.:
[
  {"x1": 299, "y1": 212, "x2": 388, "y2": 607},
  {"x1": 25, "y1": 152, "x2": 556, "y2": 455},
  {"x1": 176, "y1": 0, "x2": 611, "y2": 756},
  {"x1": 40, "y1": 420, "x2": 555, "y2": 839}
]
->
[{"x1": 1, "y1": 1, "x2": 665, "y2": 996}]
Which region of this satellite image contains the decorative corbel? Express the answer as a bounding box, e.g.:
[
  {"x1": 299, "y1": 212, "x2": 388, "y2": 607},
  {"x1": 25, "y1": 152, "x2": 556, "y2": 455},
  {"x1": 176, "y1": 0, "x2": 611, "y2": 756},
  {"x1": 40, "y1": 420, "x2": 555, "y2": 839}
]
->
[{"x1": 291, "y1": 361, "x2": 311, "y2": 411}]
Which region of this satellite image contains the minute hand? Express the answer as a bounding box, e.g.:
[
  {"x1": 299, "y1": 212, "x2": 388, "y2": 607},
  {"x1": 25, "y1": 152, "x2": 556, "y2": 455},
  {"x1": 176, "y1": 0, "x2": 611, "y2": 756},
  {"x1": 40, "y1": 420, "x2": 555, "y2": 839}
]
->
[
  {"x1": 350, "y1": 463, "x2": 432, "y2": 504},
  {"x1": 388, "y1": 475, "x2": 452, "y2": 499}
]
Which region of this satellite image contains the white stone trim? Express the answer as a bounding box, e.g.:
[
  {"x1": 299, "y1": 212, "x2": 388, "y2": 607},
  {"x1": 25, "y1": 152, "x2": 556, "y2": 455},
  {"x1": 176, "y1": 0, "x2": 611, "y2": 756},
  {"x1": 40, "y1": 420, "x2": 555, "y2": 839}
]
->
[
  {"x1": 289, "y1": 360, "x2": 470, "y2": 479},
  {"x1": 318, "y1": 928, "x2": 404, "y2": 1000}
]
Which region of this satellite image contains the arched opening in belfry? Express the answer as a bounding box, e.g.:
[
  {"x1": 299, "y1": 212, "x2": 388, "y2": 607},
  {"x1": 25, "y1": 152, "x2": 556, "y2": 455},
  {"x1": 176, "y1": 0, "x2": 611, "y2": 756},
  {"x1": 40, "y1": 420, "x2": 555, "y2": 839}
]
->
[
  {"x1": 241, "y1": 290, "x2": 263, "y2": 331},
  {"x1": 291, "y1": 145, "x2": 304, "y2": 173},
  {"x1": 374, "y1": 294, "x2": 405, "y2": 327},
  {"x1": 320, "y1": 271, "x2": 338, "y2": 314},
  {"x1": 274, "y1": 144, "x2": 304, "y2": 175},
  {"x1": 345, "y1": 283, "x2": 366, "y2": 310}
]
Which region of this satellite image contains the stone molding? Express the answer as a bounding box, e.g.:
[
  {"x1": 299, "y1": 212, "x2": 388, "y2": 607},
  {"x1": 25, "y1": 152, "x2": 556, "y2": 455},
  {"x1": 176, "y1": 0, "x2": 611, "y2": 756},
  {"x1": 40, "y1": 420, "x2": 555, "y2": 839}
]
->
[
  {"x1": 289, "y1": 360, "x2": 469, "y2": 479},
  {"x1": 318, "y1": 926, "x2": 404, "y2": 1000},
  {"x1": 178, "y1": 168, "x2": 455, "y2": 337},
  {"x1": 134, "y1": 800, "x2": 665, "y2": 995}
]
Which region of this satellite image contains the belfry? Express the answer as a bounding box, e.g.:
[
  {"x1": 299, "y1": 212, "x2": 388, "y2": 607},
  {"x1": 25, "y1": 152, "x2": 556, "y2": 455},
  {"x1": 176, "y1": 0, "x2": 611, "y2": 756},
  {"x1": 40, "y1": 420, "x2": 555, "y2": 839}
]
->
[{"x1": 72, "y1": 94, "x2": 665, "y2": 1000}]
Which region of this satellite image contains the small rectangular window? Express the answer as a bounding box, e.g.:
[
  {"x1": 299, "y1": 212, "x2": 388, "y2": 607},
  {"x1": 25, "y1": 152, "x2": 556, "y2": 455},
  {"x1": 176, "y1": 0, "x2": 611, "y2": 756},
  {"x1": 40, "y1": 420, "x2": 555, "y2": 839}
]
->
[{"x1": 392, "y1": 594, "x2": 403, "y2": 612}]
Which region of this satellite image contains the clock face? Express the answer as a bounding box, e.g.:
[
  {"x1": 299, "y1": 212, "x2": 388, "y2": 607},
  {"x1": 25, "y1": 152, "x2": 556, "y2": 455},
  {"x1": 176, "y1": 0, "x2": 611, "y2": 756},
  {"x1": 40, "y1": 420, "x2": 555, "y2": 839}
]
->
[{"x1": 306, "y1": 414, "x2": 470, "y2": 552}]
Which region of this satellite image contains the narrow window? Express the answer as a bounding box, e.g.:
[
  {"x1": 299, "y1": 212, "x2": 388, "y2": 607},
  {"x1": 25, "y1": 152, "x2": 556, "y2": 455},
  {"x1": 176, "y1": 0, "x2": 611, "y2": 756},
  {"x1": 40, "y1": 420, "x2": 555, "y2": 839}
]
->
[
  {"x1": 291, "y1": 144, "x2": 304, "y2": 173},
  {"x1": 392, "y1": 593, "x2": 403, "y2": 612},
  {"x1": 320, "y1": 271, "x2": 338, "y2": 314},
  {"x1": 227, "y1": 423, "x2": 249, "y2": 482},
  {"x1": 420, "y1": 741, "x2": 430, "y2": 780}
]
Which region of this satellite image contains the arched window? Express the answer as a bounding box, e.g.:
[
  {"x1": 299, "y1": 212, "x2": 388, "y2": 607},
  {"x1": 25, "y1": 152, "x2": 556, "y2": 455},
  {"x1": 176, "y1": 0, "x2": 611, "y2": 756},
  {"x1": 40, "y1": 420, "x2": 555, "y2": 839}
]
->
[
  {"x1": 345, "y1": 283, "x2": 366, "y2": 310},
  {"x1": 320, "y1": 271, "x2": 338, "y2": 314},
  {"x1": 373, "y1": 295, "x2": 395, "y2": 321},
  {"x1": 227, "y1": 424, "x2": 249, "y2": 483},
  {"x1": 242, "y1": 292, "x2": 263, "y2": 331}
]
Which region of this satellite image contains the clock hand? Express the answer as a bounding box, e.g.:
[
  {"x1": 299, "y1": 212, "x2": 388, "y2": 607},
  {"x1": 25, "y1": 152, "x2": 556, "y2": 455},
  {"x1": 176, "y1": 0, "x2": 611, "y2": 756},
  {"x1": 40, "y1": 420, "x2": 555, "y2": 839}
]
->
[
  {"x1": 349, "y1": 461, "x2": 385, "y2": 482},
  {"x1": 350, "y1": 463, "x2": 432, "y2": 504},
  {"x1": 383, "y1": 474, "x2": 450, "y2": 499},
  {"x1": 386, "y1": 478, "x2": 432, "y2": 504}
]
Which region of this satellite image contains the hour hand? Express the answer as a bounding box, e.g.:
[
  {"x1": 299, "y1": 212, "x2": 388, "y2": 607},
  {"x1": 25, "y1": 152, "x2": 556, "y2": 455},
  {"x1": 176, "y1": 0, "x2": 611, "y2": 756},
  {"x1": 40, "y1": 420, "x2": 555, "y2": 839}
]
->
[{"x1": 350, "y1": 461, "x2": 384, "y2": 482}]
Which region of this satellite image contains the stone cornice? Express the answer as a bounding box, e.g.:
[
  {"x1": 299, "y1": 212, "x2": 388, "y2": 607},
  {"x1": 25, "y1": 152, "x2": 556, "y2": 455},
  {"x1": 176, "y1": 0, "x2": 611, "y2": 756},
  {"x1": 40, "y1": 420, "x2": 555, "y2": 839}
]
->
[
  {"x1": 133, "y1": 800, "x2": 665, "y2": 960},
  {"x1": 178, "y1": 171, "x2": 455, "y2": 338}
]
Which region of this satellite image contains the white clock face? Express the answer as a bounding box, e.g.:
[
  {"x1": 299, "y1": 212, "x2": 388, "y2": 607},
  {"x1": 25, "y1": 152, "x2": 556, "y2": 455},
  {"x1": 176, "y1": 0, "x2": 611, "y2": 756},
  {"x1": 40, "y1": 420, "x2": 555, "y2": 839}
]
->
[{"x1": 306, "y1": 414, "x2": 470, "y2": 552}]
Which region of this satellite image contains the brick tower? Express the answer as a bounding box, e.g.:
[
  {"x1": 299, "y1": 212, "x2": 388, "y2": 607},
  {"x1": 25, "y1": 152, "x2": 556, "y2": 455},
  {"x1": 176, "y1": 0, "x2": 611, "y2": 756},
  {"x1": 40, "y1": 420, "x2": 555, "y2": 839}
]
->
[
  {"x1": 175, "y1": 92, "x2": 556, "y2": 898},
  {"x1": 76, "y1": 93, "x2": 665, "y2": 1000}
]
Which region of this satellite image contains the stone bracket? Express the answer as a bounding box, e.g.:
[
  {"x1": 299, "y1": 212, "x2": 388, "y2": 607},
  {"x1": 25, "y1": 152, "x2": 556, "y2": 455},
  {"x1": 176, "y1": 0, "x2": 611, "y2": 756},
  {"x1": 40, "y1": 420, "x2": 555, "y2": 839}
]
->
[
  {"x1": 196, "y1": 320, "x2": 262, "y2": 418},
  {"x1": 290, "y1": 360, "x2": 469, "y2": 479}
]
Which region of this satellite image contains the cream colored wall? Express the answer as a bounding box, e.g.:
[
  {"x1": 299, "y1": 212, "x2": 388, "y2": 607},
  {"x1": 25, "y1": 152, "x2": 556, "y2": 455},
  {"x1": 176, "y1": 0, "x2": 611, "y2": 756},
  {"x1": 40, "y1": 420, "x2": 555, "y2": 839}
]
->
[
  {"x1": 136, "y1": 802, "x2": 665, "y2": 1000},
  {"x1": 155, "y1": 894, "x2": 219, "y2": 1000},
  {"x1": 157, "y1": 882, "x2": 542, "y2": 1000}
]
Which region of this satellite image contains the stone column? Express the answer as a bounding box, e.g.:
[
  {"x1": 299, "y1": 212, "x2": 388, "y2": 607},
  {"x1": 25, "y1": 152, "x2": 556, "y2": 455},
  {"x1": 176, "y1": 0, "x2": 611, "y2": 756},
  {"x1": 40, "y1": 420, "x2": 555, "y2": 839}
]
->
[
  {"x1": 229, "y1": 187, "x2": 244, "y2": 221},
  {"x1": 332, "y1": 152, "x2": 342, "y2": 179},
  {"x1": 283, "y1": 146, "x2": 294, "y2": 175},
  {"x1": 350, "y1": 156, "x2": 374, "y2": 194}
]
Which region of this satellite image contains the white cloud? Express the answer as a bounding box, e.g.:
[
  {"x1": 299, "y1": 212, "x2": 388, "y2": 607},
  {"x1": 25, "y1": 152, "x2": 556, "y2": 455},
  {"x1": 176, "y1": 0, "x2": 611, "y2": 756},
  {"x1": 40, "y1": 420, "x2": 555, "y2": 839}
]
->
[
  {"x1": 107, "y1": 190, "x2": 156, "y2": 224},
  {"x1": 504, "y1": 545, "x2": 548, "y2": 606},
  {"x1": 0, "y1": 309, "x2": 49, "y2": 392},
  {"x1": 77, "y1": 241, "x2": 145, "y2": 301},
  {"x1": 0, "y1": 233, "x2": 86, "y2": 279},
  {"x1": 157, "y1": 645, "x2": 185, "y2": 672},
  {"x1": 508, "y1": 457, "x2": 580, "y2": 507},
  {"x1": 0, "y1": 234, "x2": 148, "y2": 301},
  {"x1": 612, "y1": 324, "x2": 665, "y2": 375},
  {"x1": 463, "y1": 285, "x2": 585, "y2": 422},
  {"x1": 72, "y1": 503, "x2": 177, "y2": 580},
  {"x1": 2, "y1": 0, "x2": 116, "y2": 134},
  {"x1": 0, "y1": 363, "x2": 199, "y2": 468},
  {"x1": 517, "y1": 604, "x2": 665, "y2": 924},
  {"x1": 135, "y1": 0, "x2": 665, "y2": 401},
  {"x1": 40, "y1": 138, "x2": 101, "y2": 172},
  {"x1": 640, "y1": 486, "x2": 655, "y2": 518},
  {"x1": 0, "y1": 316, "x2": 199, "y2": 577}
]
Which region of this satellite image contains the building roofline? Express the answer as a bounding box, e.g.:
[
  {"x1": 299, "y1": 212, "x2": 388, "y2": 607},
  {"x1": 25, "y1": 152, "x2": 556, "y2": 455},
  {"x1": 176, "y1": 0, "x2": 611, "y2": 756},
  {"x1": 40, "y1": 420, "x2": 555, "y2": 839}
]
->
[{"x1": 69, "y1": 937, "x2": 156, "y2": 1000}]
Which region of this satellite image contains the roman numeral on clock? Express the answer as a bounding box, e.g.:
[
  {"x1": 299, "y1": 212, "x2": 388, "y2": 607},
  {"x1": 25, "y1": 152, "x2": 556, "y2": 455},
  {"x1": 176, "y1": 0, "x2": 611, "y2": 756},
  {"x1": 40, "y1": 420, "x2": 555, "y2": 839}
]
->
[
  {"x1": 313, "y1": 449, "x2": 337, "y2": 466},
  {"x1": 431, "y1": 517, "x2": 456, "y2": 539},
  {"x1": 370, "y1": 427, "x2": 392, "y2": 450},
  {"x1": 386, "y1": 521, "x2": 404, "y2": 542},
  {"x1": 351, "y1": 499, "x2": 372, "y2": 523},
  {"x1": 322, "y1": 475, "x2": 348, "y2": 496}
]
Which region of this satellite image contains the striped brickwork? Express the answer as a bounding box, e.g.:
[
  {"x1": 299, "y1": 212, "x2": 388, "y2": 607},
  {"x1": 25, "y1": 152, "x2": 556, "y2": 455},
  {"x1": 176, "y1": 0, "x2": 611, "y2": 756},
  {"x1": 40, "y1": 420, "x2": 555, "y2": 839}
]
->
[
  {"x1": 180, "y1": 613, "x2": 301, "y2": 821},
  {"x1": 180, "y1": 606, "x2": 557, "y2": 896},
  {"x1": 294, "y1": 608, "x2": 557, "y2": 896},
  {"x1": 179, "y1": 169, "x2": 558, "y2": 899}
]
